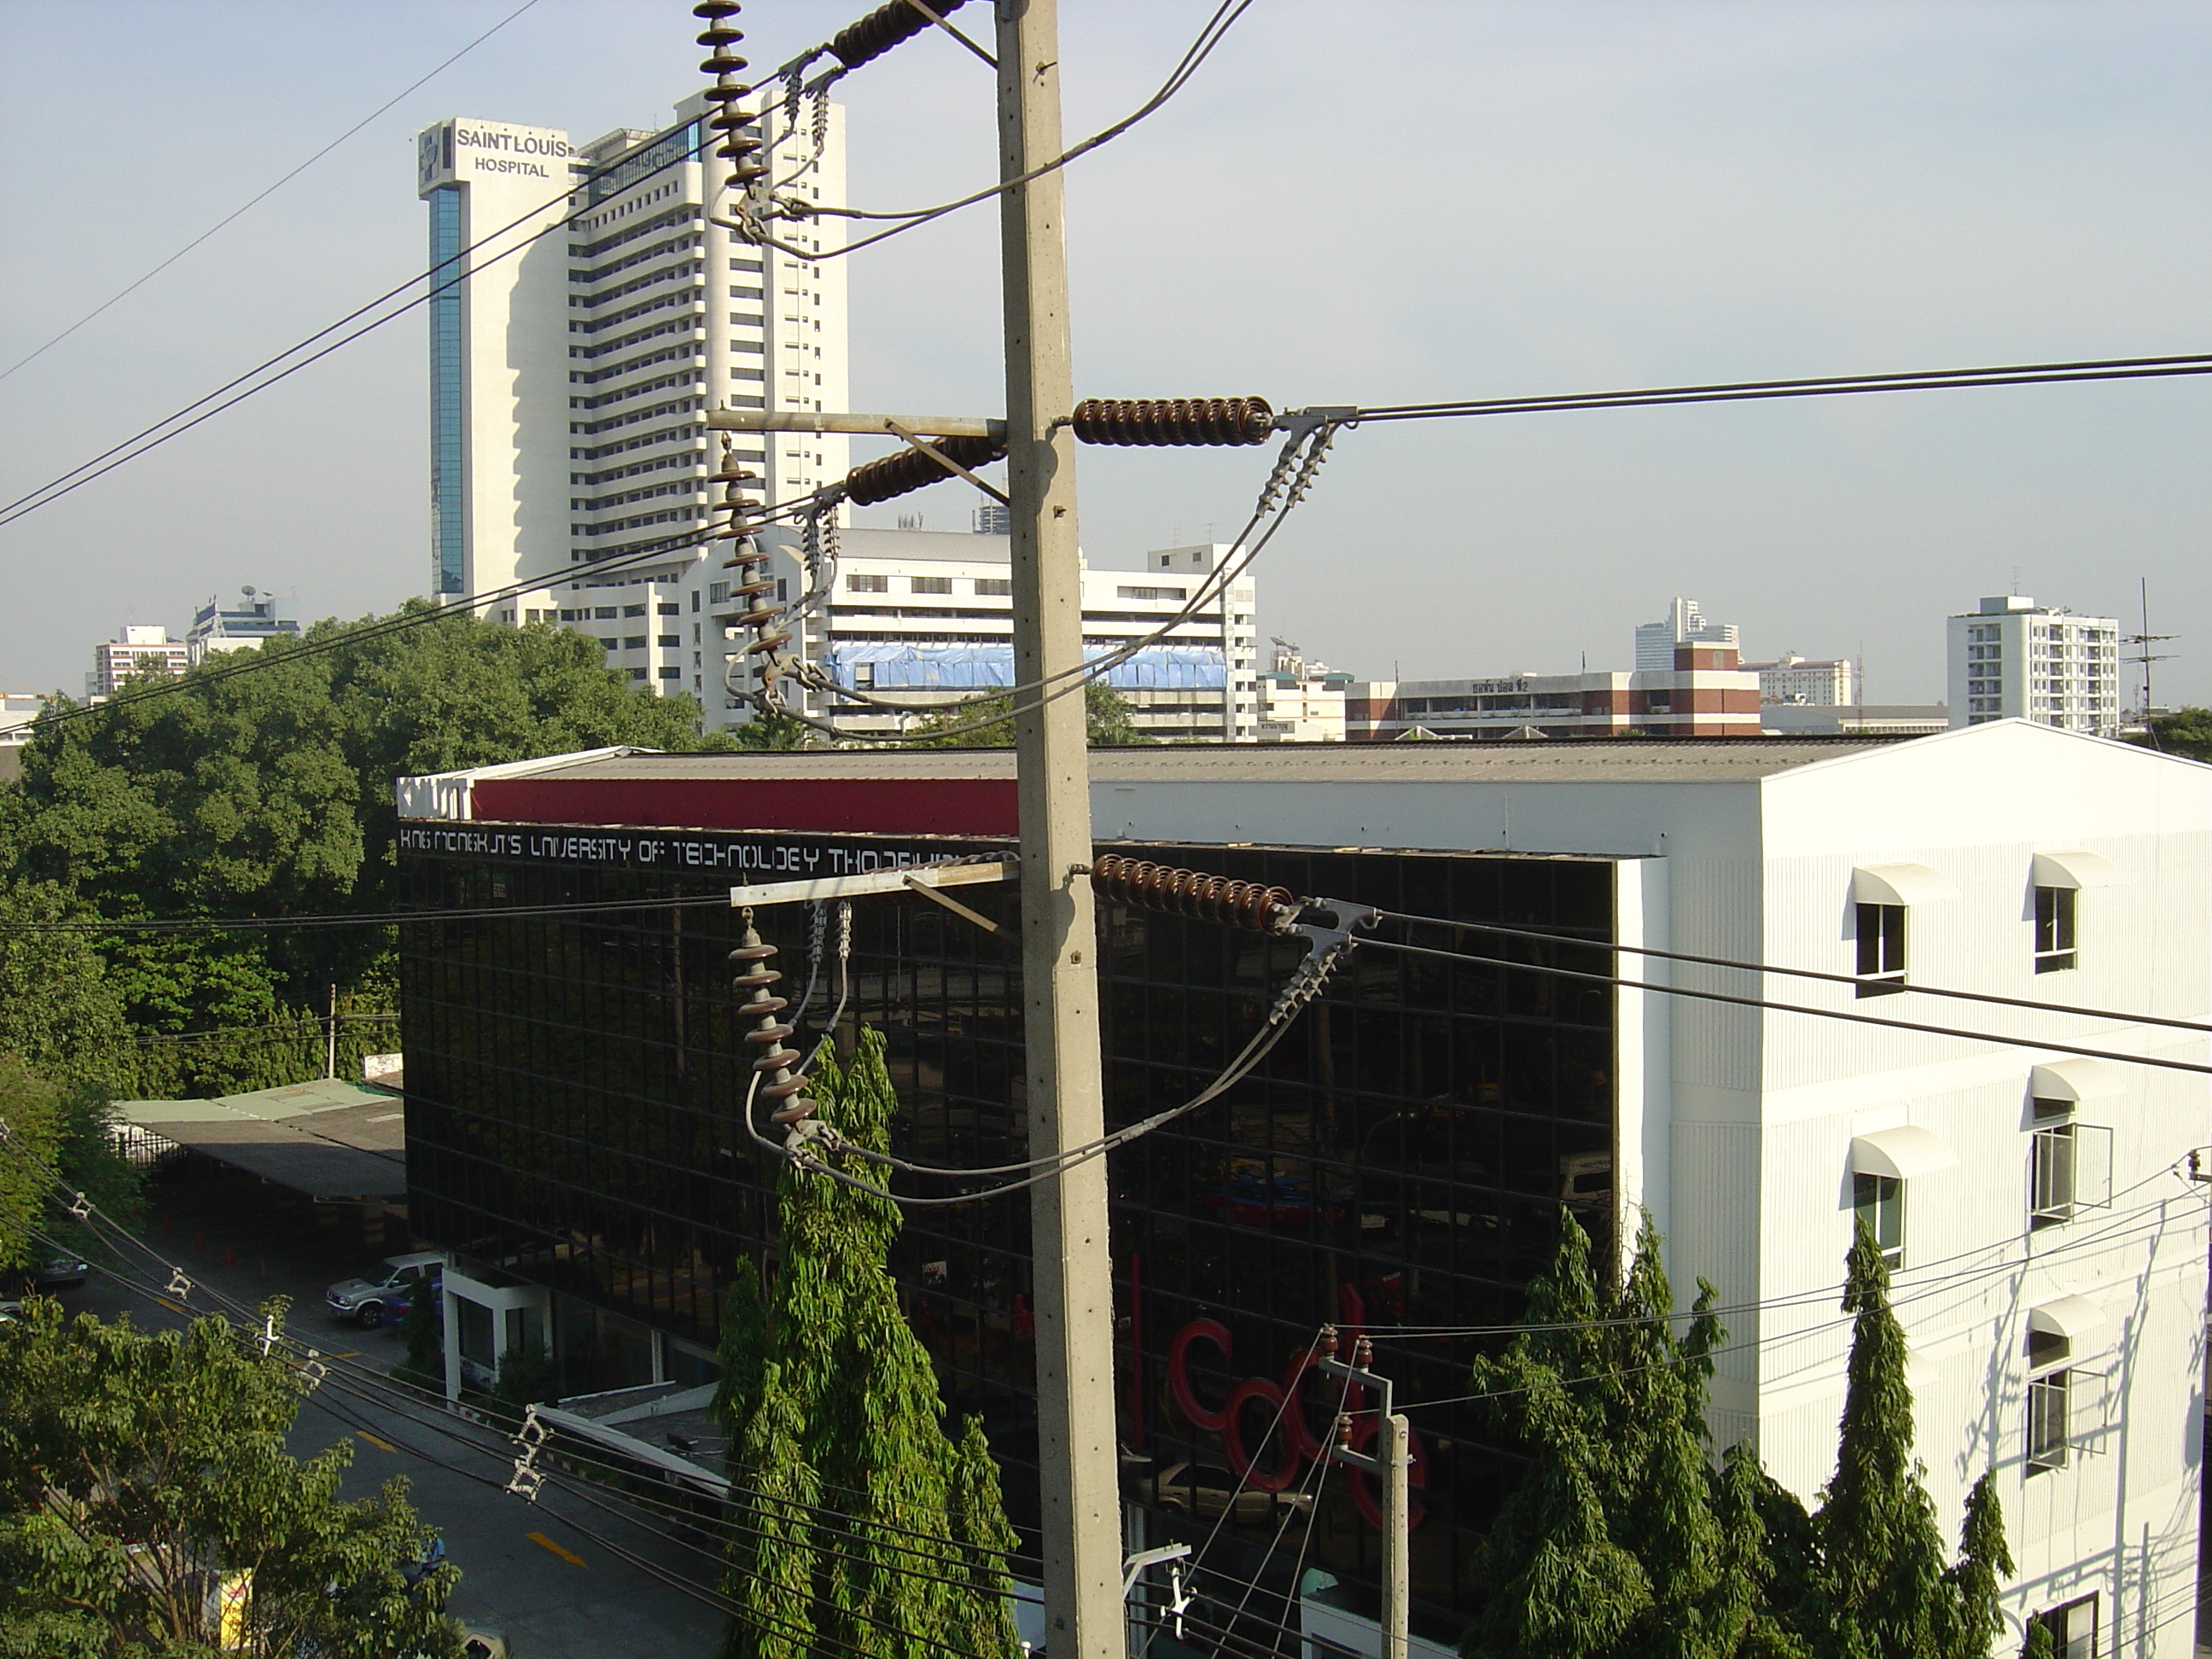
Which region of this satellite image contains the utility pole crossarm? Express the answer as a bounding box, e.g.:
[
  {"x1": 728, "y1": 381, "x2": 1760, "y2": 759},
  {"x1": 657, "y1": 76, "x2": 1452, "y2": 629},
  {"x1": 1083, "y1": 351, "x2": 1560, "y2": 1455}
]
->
[{"x1": 706, "y1": 408, "x2": 1006, "y2": 439}]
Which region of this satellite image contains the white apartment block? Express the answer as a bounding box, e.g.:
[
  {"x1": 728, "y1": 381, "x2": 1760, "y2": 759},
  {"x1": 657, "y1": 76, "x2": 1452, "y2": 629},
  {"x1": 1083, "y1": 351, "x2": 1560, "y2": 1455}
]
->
[
  {"x1": 1256, "y1": 644, "x2": 1353, "y2": 742},
  {"x1": 1635, "y1": 596, "x2": 1740, "y2": 672},
  {"x1": 1075, "y1": 723, "x2": 2207, "y2": 1655},
  {"x1": 89, "y1": 626, "x2": 188, "y2": 699},
  {"x1": 417, "y1": 94, "x2": 847, "y2": 731},
  {"x1": 1742, "y1": 651, "x2": 1856, "y2": 707},
  {"x1": 187, "y1": 590, "x2": 303, "y2": 664},
  {"x1": 1948, "y1": 597, "x2": 2120, "y2": 736},
  {"x1": 710, "y1": 528, "x2": 1259, "y2": 743}
]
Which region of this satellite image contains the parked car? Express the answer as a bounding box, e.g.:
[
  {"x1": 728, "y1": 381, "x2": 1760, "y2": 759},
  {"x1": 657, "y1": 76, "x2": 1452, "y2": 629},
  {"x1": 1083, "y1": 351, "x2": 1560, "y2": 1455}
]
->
[
  {"x1": 325, "y1": 1252, "x2": 446, "y2": 1329},
  {"x1": 1136, "y1": 1458, "x2": 1313, "y2": 1524},
  {"x1": 380, "y1": 1278, "x2": 440, "y2": 1330},
  {"x1": 0, "y1": 1301, "x2": 22, "y2": 1324},
  {"x1": 32, "y1": 1253, "x2": 88, "y2": 1289}
]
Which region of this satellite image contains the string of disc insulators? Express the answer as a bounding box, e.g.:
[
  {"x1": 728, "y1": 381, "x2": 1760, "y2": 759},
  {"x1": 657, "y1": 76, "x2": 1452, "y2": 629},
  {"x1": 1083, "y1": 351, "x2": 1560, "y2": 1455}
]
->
[
  {"x1": 1091, "y1": 855, "x2": 1296, "y2": 932},
  {"x1": 731, "y1": 912, "x2": 817, "y2": 1128}
]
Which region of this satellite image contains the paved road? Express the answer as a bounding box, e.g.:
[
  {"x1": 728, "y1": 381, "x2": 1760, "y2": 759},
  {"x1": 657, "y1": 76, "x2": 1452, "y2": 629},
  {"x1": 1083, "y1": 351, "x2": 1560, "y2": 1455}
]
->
[{"x1": 59, "y1": 1170, "x2": 725, "y2": 1659}]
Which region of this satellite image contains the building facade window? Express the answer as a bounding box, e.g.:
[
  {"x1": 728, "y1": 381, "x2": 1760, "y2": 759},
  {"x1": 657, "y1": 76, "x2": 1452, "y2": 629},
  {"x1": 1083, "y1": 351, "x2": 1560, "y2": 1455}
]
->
[
  {"x1": 2029, "y1": 1101, "x2": 2110, "y2": 1229},
  {"x1": 975, "y1": 579, "x2": 1011, "y2": 597},
  {"x1": 1853, "y1": 1173, "x2": 1902, "y2": 1268},
  {"x1": 2030, "y1": 1594, "x2": 2097, "y2": 1658},
  {"x1": 2026, "y1": 1329, "x2": 2072, "y2": 1472},
  {"x1": 2034, "y1": 885, "x2": 2077, "y2": 973},
  {"x1": 1855, "y1": 902, "x2": 1906, "y2": 996},
  {"x1": 911, "y1": 576, "x2": 952, "y2": 595},
  {"x1": 847, "y1": 573, "x2": 888, "y2": 592}
]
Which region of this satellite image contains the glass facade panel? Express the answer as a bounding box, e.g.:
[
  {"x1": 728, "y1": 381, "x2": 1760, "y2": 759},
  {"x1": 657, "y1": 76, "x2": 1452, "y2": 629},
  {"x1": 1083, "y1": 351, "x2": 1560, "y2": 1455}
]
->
[
  {"x1": 428, "y1": 184, "x2": 466, "y2": 596},
  {"x1": 399, "y1": 826, "x2": 1620, "y2": 1635}
]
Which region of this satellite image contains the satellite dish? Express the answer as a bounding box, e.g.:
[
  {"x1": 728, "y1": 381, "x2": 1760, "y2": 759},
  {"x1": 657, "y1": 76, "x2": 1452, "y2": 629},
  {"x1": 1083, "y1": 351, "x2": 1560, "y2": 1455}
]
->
[{"x1": 242, "y1": 585, "x2": 257, "y2": 597}]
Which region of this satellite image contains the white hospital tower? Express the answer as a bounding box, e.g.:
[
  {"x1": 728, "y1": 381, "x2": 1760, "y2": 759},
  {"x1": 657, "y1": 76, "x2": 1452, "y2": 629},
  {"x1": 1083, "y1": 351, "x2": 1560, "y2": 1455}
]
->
[
  {"x1": 416, "y1": 92, "x2": 848, "y2": 726},
  {"x1": 417, "y1": 96, "x2": 1260, "y2": 742}
]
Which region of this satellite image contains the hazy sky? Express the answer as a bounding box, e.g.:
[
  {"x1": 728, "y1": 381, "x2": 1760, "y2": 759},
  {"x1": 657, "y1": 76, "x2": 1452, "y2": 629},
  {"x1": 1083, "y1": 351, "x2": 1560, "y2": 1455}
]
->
[{"x1": 2, "y1": 1, "x2": 2205, "y2": 706}]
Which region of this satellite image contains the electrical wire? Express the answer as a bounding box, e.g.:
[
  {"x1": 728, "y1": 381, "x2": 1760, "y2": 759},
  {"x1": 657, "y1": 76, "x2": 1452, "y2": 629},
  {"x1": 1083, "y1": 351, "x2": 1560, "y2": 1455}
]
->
[
  {"x1": 0, "y1": 0, "x2": 545, "y2": 385},
  {"x1": 1367, "y1": 909, "x2": 2212, "y2": 1037},
  {"x1": 19, "y1": 492, "x2": 818, "y2": 737},
  {"x1": 1347, "y1": 352, "x2": 2212, "y2": 425},
  {"x1": 0, "y1": 0, "x2": 1247, "y2": 533},
  {"x1": 1357, "y1": 931, "x2": 2212, "y2": 1077},
  {"x1": 728, "y1": 0, "x2": 1254, "y2": 262}
]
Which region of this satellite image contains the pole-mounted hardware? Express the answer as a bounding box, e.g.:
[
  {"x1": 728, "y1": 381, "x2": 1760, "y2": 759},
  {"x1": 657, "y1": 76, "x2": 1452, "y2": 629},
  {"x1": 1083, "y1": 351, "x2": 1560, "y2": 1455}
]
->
[{"x1": 1318, "y1": 1326, "x2": 1412, "y2": 1659}]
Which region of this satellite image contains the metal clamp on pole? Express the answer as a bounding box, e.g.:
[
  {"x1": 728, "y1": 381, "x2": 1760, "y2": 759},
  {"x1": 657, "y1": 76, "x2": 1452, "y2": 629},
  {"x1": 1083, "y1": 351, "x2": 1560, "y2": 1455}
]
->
[{"x1": 1318, "y1": 1327, "x2": 1411, "y2": 1659}]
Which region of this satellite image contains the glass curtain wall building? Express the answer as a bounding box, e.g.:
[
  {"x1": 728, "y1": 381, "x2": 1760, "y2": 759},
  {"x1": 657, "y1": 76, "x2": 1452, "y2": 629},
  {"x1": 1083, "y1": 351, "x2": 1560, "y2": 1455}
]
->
[{"x1": 399, "y1": 824, "x2": 1619, "y2": 1636}]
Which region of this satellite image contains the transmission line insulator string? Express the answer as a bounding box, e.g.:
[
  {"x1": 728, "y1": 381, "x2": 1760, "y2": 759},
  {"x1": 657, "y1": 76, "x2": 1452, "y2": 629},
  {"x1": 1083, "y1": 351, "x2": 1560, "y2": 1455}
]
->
[{"x1": 1070, "y1": 396, "x2": 1274, "y2": 446}]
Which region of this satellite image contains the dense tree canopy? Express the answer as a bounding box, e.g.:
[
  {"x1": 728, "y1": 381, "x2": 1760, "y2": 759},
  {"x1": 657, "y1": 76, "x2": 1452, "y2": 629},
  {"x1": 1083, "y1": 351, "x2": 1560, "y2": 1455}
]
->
[
  {"x1": 0, "y1": 606, "x2": 725, "y2": 1097},
  {"x1": 2130, "y1": 707, "x2": 2212, "y2": 765},
  {"x1": 0, "y1": 1298, "x2": 463, "y2": 1659}
]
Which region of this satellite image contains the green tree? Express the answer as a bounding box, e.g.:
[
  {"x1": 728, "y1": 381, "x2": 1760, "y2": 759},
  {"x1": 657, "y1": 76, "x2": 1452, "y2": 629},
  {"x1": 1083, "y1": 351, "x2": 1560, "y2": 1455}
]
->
[
  {"x1": 1460, "y1": 1211, "x2": 1786, "y2": 1659},
  {"x1": 2, "y1": 605, "x2": 724, "y2": 1096},
  {"x1": 1802, "y1": 1224, "x2": 2008, "y2": 1659},
  {"x1": 2130, "y1": 707, "x2": 2212, "y2": 764},
  {"x1": 716, "y1": 1029, "x2": 1022, "y2": 1659},
  {"x1": 904, "y1": 679, "x2": 1150, "y2": 747},
  {"x1": 0, "y1": 1298, "x2": 463, "y2": 1659},
  {"x1": 0, "y1": 1060, "x2": 63, "y2": 1276}
]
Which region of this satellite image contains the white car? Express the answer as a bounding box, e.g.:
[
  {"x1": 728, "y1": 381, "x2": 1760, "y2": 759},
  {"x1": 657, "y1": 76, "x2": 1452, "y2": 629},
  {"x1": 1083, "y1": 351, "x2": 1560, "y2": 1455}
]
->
[{"x1": 324, "y1": 1252, "x2": 446, "y2": 1329}]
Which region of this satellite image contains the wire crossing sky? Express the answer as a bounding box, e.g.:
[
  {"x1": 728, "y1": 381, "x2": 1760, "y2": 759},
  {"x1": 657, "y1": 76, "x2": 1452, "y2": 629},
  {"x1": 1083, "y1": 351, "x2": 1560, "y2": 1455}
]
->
[{"x1": 0, "y1": 1, "x2": 2205, "y2": 704}]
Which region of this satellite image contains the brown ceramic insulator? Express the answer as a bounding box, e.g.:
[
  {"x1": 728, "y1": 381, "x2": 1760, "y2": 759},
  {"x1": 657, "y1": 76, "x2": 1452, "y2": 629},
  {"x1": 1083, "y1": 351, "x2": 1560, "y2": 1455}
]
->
[
  {"x1": 829, "y1": 0, "x2": 969, "y2": 70},
  {"x1": 842, "y1": 434, "x2": 1008, "y2": 507},
  {"x1": 1069, "y1": 397, "x2": 1275, "y2": 447},
  {"x1": 1090, "y1": 854, "x2": 1294, "y2": 933}
]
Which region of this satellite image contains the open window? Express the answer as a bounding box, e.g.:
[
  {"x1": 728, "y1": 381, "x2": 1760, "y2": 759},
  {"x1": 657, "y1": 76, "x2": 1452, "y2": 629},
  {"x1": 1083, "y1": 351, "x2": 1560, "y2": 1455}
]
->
[
  {"x1": 2026, "y1": 1296, "x2": 2107, "y2": 1474},
  {"x1": 1848, "y1": 1126, "x2": 1957, "y2": 1271},
  {"x1": 1850, "y1": 864, "x2": 1955, "y2": 998},
  {"x1": 2027, "y1": 1062, "x2": 2118, "y2": 1231}
]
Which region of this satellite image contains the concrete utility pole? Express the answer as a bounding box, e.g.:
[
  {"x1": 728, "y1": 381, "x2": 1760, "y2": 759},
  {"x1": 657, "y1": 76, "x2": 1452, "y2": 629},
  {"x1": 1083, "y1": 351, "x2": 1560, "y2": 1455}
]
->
[
  {"x1": 1323, "y1": 1334, "x2": 1412, "y2": 1659},
  {"x1": 997, "y1": 2, "x2": 1122, "y2": 1654}
]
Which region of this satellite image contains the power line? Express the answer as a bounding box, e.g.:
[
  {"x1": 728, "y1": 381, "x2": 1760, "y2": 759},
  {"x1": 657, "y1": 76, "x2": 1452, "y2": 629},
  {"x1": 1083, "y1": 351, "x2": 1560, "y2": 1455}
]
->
[
  {"x1": 1357, "y1": 930, "x2": 2212, "y2": 1076},
  {"x1": 0, "y1": 0, "x2": 544, "y2": 384},
  {"x1": 1367, "y1": 907, "x2": 2212, "y2": 1036},
  {"x1": 1347, "y1": 352, "x2": 2212, "y2": 424},
  {"x1": 18, "y1": 492, "x2": 818, "y2": 737}
]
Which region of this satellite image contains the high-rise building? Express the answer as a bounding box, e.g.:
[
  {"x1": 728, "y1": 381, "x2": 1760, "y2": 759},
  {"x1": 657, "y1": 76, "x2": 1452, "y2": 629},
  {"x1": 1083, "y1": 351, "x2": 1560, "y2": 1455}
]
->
[
  {"x1": 187, "y1": 590, "x2": 303, "y2": 664},
  {"x1": 416, "y1": 93, "x2": 846, "y2": 730},
  {"x1": 1633, "y1": 597, "x2": 1739, "y2": 672},
  {"x1": 1740, "y1": 651, "x2": 1855, "y2": 707},
  {"x1": 90, "y1": 625, "x2": 188, "y2": 699},
  {"x1": 1947, "y1": 596, "x2": 2120, "y2": 735}
]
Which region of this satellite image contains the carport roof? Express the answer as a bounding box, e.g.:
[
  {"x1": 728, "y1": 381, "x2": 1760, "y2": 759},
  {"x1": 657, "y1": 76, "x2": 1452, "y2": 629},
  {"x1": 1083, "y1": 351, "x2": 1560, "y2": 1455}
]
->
[{"x1": 111, "y1": 1080, "x2": 405, "y2": 1202}]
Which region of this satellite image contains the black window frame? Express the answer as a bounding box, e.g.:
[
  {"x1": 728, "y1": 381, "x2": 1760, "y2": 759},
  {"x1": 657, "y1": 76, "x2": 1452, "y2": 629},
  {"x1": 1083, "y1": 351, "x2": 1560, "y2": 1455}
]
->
[
  {"x1": 2034, "y1": 883, "x2": 2077, "y2": 973},
  {"x1": 1854, "y1": 901, "x2": 1906, "y2": 996}
]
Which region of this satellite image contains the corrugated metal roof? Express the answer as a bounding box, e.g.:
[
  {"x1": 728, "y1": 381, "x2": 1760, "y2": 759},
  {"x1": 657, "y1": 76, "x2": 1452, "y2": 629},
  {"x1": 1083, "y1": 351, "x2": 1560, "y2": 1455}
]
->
[
  {"x1": 522, "y1": 736, "x2": 1907, "y2": 787},
  {"x1": 112, "y1": 1083, "x2": 406, "y2": 1201}
]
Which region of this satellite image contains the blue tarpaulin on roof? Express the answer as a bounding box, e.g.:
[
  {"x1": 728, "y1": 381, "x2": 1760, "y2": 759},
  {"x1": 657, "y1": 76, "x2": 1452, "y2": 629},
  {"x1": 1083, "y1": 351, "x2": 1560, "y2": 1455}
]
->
[{"x1": 823, "y1": 643, "x2": 1225, "y2": 690}]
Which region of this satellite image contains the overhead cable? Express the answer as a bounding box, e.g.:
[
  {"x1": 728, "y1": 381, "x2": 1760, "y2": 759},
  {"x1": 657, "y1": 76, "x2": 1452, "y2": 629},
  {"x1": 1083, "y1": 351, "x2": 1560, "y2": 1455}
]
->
[
  {"x1": 1359, "y1": 932, "x2": 2212, "y2": 1075},
  {"x1": 0, "y1": 0, "x2": 545, "y2": 385}
]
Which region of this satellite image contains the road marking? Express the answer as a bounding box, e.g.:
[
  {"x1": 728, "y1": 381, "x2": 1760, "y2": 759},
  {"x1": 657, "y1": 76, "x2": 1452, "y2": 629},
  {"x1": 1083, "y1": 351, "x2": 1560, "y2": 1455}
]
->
[
  {"x1": 331, "y1": 1351, "x2": 364, "y2": 1360},
  {"x1": 527, "y1": 1531, "x2": 587, "y2": 1569},
  {"x1": 356, "y1": 1429, "x2": 398, "y2": 1453}
]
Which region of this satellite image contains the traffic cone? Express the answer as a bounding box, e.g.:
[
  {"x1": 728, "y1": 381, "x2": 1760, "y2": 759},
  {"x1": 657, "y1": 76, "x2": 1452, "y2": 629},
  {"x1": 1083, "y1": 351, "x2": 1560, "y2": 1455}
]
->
[{"x1": 223, "y1": 1246, "x2": 235, "y2": 1270}]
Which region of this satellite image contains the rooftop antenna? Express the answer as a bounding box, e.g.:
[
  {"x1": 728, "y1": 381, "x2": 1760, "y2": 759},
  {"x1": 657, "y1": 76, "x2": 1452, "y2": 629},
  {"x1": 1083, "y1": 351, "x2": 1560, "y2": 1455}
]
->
[{"x1": 2124, "y1": 575, "x2": 2175, "y2": 718}]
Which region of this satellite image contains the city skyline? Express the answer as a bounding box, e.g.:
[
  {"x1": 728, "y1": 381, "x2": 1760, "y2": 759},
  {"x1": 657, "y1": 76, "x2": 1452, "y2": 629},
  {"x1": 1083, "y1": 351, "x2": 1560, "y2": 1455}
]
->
[{"x1": 0, "y1": 2, "x2": 2204, "y2": 709}]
